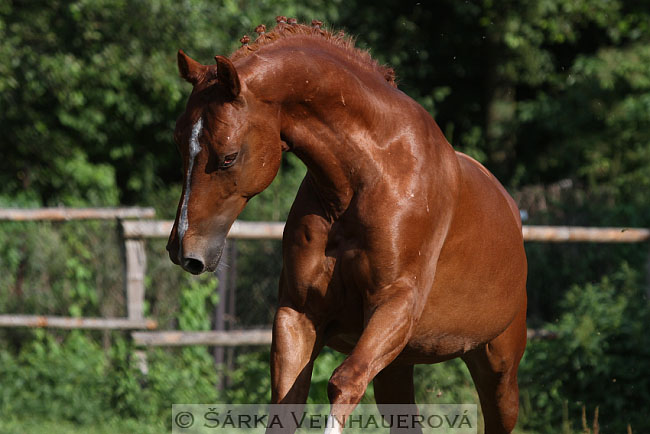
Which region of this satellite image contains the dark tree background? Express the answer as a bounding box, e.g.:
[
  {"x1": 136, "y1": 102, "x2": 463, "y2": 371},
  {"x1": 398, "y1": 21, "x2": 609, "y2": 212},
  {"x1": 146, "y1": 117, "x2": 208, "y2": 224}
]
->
[{"x1": 3, "y1": 0, "x2": 649, "y2": 212}]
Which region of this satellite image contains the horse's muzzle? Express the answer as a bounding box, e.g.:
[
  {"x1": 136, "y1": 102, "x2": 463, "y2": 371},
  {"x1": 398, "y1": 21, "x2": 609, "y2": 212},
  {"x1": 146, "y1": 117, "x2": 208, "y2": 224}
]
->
[
  {"x1": 171, "y1": 235, "x2": 225, "y2": 275},
  {"x1": 179, "y1": 247, "x2": 223, "y2": 275}
]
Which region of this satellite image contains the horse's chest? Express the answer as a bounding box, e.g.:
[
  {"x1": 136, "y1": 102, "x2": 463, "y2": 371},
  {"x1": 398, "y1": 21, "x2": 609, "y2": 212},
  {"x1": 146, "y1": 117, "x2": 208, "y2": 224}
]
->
[{"x1": 283, "y1": 217, "x2": 399, "y2": 322}]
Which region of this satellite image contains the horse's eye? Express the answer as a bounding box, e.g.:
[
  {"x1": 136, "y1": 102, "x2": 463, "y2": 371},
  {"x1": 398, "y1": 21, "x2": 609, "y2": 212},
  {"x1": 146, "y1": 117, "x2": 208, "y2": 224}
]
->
[{"x1": 220, "y1": 152, "x2": 238, "y2": 169}]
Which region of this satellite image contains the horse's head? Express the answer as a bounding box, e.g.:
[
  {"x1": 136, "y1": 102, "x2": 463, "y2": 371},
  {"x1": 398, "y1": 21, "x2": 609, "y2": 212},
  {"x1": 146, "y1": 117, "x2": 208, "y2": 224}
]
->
[{"x1": 167, "y1": 50, "x2": 285, "y2": 274}]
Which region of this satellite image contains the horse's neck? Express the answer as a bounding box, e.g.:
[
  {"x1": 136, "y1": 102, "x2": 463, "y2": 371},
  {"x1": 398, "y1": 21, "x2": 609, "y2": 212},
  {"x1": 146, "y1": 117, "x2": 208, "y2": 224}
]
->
[{"x1": 243, "y1": 45, "x2": 441, "y2": 218}]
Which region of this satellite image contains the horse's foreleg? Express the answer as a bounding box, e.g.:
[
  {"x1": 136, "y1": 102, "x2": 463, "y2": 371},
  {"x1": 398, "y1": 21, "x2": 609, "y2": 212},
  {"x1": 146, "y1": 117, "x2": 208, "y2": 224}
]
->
[
  {"x1": 270, "y1": 305, "x2": 322, "y2": 404},
  {"x1": 266, "y1": 305, "x2": 323, "y2": 434},
  {"x1": 325, "y1": 286, "x2": 417, "y2": 432}
]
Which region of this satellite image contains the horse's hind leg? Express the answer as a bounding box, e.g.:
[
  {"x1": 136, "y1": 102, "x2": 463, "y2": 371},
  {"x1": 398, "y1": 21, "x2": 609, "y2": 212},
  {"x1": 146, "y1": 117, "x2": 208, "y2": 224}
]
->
[
  {"x1": 461, "y1": 308, "x2": 527, "y2": 434},
  {"x1": 373, "y1": 364, "x2": 422, "y2": 433}
]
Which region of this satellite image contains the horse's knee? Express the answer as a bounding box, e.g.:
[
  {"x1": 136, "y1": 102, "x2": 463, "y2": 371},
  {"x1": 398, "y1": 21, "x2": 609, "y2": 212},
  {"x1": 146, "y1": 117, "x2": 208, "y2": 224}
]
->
[{"x1": 327, "y1": 357, "x2": 369, "y2": 405}]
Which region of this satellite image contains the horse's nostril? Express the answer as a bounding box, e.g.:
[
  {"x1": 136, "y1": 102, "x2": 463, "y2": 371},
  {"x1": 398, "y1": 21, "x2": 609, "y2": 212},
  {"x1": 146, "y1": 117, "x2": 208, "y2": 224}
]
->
[{"x1": 182, "y1": 257, "x2": 205, "y2": 275}]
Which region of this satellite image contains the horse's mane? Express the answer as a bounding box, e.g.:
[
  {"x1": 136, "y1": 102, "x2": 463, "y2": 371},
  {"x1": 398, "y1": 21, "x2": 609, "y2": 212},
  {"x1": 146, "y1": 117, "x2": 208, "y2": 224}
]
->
[{"x1": 230, "y1": 17, "x2": 397, "y2": 87}]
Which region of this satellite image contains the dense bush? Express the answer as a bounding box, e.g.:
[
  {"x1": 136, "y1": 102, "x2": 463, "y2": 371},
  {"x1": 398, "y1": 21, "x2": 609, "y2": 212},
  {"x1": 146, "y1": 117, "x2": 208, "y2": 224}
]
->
[
  {"x1": 0, "y1": 221, "x2": 124, "y2": 320},
  {"x1": 0, "y1": 272, "x2": 219, "y2": 428},
  {"x1": 520, "y1": 262, "x2": 650, "y2": 433}
]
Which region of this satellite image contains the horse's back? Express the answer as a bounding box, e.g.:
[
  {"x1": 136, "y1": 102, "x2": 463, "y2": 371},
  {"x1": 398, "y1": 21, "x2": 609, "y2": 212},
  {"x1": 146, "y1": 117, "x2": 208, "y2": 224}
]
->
[{"x1": 455, "y1": 152, "x2": 522, "y2": 230}]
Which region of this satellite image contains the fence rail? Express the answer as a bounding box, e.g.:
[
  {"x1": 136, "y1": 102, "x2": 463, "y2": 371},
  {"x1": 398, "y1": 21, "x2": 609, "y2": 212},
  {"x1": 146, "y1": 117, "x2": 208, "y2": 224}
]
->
[
  {"x1": 132, "y1": 329, "x2": 273, "y2": 347},
  {"x1": 121, "y1": 220, "x2": 285, "y2": 239},
  {"x1": 523, "y1": 226, "x2": 650, "y2": 242},
  {"x1": 0, "y1": 314, "x2": 157, "y2": 330},
  {"x1": 0, "y1": 207, "x2": 155, "y2": 221}
]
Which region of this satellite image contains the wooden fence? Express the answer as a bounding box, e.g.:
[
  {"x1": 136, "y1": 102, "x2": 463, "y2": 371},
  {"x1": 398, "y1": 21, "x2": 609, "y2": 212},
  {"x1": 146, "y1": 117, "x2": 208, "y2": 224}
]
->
[
  {"x1": 0, "y1": 207, "x2": 158, "y2": 330},
  {"x1": 1, "y1": 208, "x2": 649, "y2": 347},
  {"x1": 121, "y1": 220, "x2": 650, "y2": 243},
  {"x1": 125, "y1": 221, "x2": 650, "y2": 346}
]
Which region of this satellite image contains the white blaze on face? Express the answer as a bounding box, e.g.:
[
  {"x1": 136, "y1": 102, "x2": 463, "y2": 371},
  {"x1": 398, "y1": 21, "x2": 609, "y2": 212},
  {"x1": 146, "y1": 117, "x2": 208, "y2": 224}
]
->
[
  {"x1": 177, "y1": 118, "x2": 203, "y2": 261},
  {"x1": 324, "y1": 415, "x2": 342, "y2": 434}
]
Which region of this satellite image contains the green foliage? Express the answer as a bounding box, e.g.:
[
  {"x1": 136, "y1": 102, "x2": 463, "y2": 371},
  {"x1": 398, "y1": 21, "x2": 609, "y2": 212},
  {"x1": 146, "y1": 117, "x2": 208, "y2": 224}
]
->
[
  {"x1": 519, "y1": 263, "x2": 650, "y2": 433},
  {"x1": 178, "y1": 275, "x2": 218, "y2": 331},
  {"x1": 0, "y1": 0, "x2": 334, "y2": 211},
  {"x1": 339, "y1": 0, "x2": 650, "y2": 211},
  {"x1": 0, "y1": 418, "x2": 161, "y2": 434},
  {"x1": 0, "y1": 329, "x2": 217, "y2": 427},
  {"x1": 1, "y1": 0, "x2": 649, "y2": 219},
  {"x1": 223, "y1": 350, "x2": 272, "y2": 404},
  {"x1": 241, "y1": 153, "x2": 307, "y2": 222},
  {"x1": 414, "y1": 360, "x2": 478, "y2": 406},
  {"x1": 0, "y1": 331, "x2": 110, "y2": 424},
  {"x1": 0, "y1": 273, "x2": 220, "y2": 427},
  {"x1": 0, "y1": 221, "x2": 123, "y2": 318},
  {"x1": 308, "y1": 349, "x2": 347, "y2": 403}
]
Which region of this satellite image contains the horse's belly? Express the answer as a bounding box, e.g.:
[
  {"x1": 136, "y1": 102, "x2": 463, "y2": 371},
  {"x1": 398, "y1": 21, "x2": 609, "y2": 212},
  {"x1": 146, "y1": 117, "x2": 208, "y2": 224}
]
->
[
  {"x1": 326, "y1": 326, "x2": 485, "y2": 364},
  {"x1": 404, "y1": 227, "x2": 527, "y2": 362},
  {"x1": 324, "y1": 279, "x2": 515, "y2": 364},
  {"x1": 325, "y1": 232, "x2": 526, "y2": 363}
]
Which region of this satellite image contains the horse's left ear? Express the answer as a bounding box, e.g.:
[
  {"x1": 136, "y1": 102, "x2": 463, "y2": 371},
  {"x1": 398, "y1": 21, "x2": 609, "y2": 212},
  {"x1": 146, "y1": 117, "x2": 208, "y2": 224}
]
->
[
  {"x1": 178, "y1": 50, "x2": 206, "y2": 85},
  {"x1": 215, "y1": 55, "x2": 241, "y2": 99}
]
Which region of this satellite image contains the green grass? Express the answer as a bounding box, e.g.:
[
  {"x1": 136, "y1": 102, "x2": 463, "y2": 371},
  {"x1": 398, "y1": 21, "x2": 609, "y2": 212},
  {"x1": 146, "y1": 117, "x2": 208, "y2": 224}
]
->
[
  {"x1": 0, "y1": 418, "x2": 165, "y2": 434},
  {"x1": 0, "y1": 417, "x2": 555, "y2": 434}
]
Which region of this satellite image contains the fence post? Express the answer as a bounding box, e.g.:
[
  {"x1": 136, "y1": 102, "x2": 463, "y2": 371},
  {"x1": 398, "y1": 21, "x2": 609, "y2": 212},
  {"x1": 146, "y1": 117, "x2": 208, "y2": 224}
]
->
[
  {"x1": 647, "y1": 242, "x2": 650, "y2": 302},
  {"x1": 121, "y1": 220, "x2": 148, "y2": 374},
  {"x1": 214, "y1": 254, "x2": 227, "y2": 390},
  {"x1": 124, "y1": 236, "x2": 146, "y2": 321},
  {"x1": 213, "y1": 240, "x2": 239, "y2": 390},
  {"x1": 226, "y1": 241, "x2": 238, "y2": 388}
]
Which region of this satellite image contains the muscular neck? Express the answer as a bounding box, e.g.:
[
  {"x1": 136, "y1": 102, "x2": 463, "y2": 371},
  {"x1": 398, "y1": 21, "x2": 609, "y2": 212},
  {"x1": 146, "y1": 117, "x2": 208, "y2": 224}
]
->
[{"x1": 238, "y1": 43, "x2": 447, "y2": 219}]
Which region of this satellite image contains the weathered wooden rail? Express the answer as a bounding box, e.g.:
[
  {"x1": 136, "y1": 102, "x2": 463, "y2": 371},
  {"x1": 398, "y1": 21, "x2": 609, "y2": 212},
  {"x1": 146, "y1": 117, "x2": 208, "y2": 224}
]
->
[
  {"x1": 121, "y1": 219, "x2": 285, "y2": 239},
  {"x1": 0, "y1": 207, "x2": 155, "y2": 221},
  {"x1": 123, "y1": 221, "x2": 650, "y2": 243},
  {"x1": 522, "y1": 226, "x2": 650, "y2": 243},
  {"x1": 132, "y1": 329, "x2": 272, "y2": 346},
  {"x1": 0, "y1": 315, "x2": 156, "y2": 330}
]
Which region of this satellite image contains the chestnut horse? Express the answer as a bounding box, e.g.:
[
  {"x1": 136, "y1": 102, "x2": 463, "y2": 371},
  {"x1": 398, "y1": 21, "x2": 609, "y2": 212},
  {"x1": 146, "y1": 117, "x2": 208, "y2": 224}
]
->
[{"x1": 167, "y1": 18, "x2": 527, "y2": 434}]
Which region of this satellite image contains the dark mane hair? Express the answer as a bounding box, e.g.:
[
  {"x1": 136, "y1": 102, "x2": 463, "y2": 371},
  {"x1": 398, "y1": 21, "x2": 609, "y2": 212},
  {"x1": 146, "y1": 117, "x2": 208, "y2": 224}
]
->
[{"x1": 230, "y1": 18, "x2": 397, "y2": 87}]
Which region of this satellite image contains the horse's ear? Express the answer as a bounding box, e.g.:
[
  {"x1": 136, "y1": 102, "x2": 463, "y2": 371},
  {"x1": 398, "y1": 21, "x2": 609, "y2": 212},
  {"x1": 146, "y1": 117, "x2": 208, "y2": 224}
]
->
[
  {"x1": 215, "y1": 55, "x2": 241, "y2": 99},
  {"x1": 177, "y1": 49, "x2": 205, "y2": 85}
]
